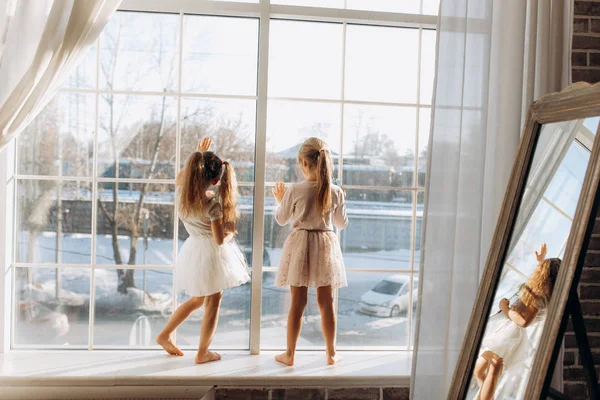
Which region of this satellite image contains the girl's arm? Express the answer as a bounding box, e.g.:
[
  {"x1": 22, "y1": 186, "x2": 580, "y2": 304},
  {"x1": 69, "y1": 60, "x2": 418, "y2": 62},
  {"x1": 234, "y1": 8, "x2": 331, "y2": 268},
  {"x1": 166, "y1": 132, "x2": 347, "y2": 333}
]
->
[
  {"x1": 333, "y1": 187, "x2": 348, "y2": 229},
  {"x1": 273, "y1": 182, "x2": 293, "y2": 226},
  {"x1": 499, "y1": 298, "x2": 539, "y2": 328},
  {"x1": 211, "y1": 218, "x2": 232, "y2": 246}
]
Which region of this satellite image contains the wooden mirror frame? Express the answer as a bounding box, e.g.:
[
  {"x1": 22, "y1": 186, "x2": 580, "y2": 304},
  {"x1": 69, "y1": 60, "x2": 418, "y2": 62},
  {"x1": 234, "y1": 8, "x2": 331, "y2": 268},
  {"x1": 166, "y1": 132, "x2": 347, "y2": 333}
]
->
[{"x1": 447, "y1": 82, "x2": 600, "y2": 399}]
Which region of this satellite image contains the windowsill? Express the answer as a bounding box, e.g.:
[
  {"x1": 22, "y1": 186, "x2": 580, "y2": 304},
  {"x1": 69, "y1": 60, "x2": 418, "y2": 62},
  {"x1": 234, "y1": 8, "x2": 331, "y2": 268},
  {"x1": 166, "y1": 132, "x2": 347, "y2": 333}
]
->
[{"x1": 0, "y1": 350, "x2": 410, "y2": 387}]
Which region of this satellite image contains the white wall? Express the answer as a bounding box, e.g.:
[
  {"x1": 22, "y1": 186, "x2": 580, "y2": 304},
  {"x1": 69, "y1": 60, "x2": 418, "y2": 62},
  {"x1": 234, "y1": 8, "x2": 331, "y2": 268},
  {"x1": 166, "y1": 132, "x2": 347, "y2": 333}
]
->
[{"x1": 0, "y1": 140, "x2": 15, "y2": 353}]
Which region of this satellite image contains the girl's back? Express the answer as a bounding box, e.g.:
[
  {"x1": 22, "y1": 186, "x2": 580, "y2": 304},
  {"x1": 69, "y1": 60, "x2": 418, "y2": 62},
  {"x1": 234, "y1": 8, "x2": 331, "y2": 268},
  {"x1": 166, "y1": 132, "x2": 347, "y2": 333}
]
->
[{"x1": 276, "y1": 180, "x2": 347, "y2": 231}]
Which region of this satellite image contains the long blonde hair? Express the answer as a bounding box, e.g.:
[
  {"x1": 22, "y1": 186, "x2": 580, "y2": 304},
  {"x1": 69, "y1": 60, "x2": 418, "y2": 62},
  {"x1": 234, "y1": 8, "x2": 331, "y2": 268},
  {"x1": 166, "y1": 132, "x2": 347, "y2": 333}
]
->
[
  {"x1": 518, "y1": 258, "x2": 561, "y2": 310},
  {"x1": 179, "y1": 151, "x2": 239, "y2": 232},
  {"x1": 298, "y1": 137, "x2": 333, "y2": 217}
]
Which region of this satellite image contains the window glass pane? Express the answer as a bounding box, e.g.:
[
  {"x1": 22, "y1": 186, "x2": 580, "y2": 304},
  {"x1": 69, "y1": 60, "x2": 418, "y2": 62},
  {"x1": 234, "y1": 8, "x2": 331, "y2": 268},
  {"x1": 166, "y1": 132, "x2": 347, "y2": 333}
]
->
[
  {"x1": 489, "y1": 267, "x2": 527, "y2": 317},
  {"x1": 269, "y1": 21, "x2": 343, "y2": 99},
  {"x1": 64, "y1": 43, "x2": 97, "y2": 89},
  {"x1": 271, "y1": 0, "x2": 344, "y2": 7},
  {"x1": 506, "y1": 201, "x2": 570, "y2": 277},
  {"x1": 266, "y1": 100, "x2": 341, "y2": 183},
  {"x1": 345, "y1": 25, "x2": 419, "y2": 103},
  {"x1": 543, "y1": 142, "x2": 590, "y2": 218},
  {"x1": 17, "y1": 181, "x2": 92, "y2": 264},
  {"x1": 180, "y1": 98, "x2": 256, "y2": 174},
  {"x1": 18, "y1": 93, "x2": 95, "y2": 177},
  {"x1": 96, "y1": 183, "x2": 175, "y2": 266},
  {"x1": 177, "y1": 280, "x2": 251, "y2": 350},
  {"x1": 418, "y1": 108, "x2": 430, "y2": 187},
  {"x1": 261, "y1": 272, "x2": 324, "y2": 349},
  {"x1": 346, "y1": 0, "x2": 420, "y2": 14},
  {"x1": 420, "y1": 29, "x2": 436, "y2": 105},
  {"x1": 584, "y1": 116, "x2": 599, "y2": 134},
  {"x1": 93, "y1": 268, "x2": 172, "y2": 346},
  {"x1": 422, "y1": 0, "x2": 440, "y2": 15},
  {"x1": 338, "y1": 272, "x2": 411, "y2": 347},
  {"x1": 183, "y1": 16, "x2": 258, "y2": 95},
  {"x1": 343, "y1": 105, "x2": 416, "y2": 187},
  {"x1": 14, "y1": 267, "x2": 90, "y2": 346},
  {"x1": 100, "y1": 12, "x2": 179, "y2": 92},
  {"x1": 263, "y1": 185, "x2": 290, "y2": 269},
  {"x1": 98, "y1": 95, "x2": 177, "y2": 179},
  {"x1": 341, "y1": 190, "x2": 413, "y2": 270}
]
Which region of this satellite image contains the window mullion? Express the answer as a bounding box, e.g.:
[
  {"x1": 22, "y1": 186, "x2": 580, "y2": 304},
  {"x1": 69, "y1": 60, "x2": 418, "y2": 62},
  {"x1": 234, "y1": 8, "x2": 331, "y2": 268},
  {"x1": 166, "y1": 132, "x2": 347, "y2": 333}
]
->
[{"x1": 249, "y1": 0, "x2": 271, "y2": 355}]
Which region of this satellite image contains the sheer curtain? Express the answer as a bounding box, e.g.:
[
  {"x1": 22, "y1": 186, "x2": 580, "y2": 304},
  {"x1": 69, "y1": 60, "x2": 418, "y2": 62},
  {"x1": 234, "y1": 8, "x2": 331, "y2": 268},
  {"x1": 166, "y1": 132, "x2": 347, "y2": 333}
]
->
[
  {"x1": 411, "y1": 1, "x2": 572, "y2": 399},
  {"x1": 0, "y1": 0, "x2": 121, "y2": 152}
]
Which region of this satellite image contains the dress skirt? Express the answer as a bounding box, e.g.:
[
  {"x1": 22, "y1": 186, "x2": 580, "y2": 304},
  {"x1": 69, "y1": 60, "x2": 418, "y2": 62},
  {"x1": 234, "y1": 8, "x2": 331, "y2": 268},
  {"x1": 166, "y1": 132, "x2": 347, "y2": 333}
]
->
[
  {"x1": 275, "y1": 230, "x2": 347, "y2": 288},
  {"x1": 176, "y1": 234, "x2": 250, "y2": 297},
  {"x1": 479, "y1": 311, "x2": 529, "y2": 369}
]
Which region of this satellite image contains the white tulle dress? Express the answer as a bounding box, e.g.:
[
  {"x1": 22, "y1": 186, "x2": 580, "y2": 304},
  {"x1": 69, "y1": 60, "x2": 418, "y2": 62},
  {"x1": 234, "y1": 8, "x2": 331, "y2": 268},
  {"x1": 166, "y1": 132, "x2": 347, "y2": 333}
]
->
[
  {"x1": 275, "y1": 181, "x2": 348, "y2": 289},
  {"x1": 175, "y1": 191, "x2": 250, "y2": 297}
]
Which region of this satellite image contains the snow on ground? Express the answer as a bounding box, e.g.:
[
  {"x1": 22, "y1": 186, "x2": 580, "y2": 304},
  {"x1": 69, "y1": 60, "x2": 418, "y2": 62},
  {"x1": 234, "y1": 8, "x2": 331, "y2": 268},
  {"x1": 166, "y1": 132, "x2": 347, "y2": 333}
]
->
[{"x1": 14, "y1": 233, "x2": 417, "y2": 348}]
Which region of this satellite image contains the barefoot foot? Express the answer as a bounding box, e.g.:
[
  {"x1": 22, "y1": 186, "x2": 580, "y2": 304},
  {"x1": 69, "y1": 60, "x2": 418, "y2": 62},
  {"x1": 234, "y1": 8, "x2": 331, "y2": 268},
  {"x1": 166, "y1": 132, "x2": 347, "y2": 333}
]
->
[
  {"x1": 195, "y1": 350, "x2": 221, "y2": 364},
  {"x1": 327, "y1": 352, "x2": 342, "y2": 365},
  {"x1": 275, "y1": 352, "x2": 294, "y2": 366},
  {"x1": 156, "y1": 334, "x2": 184, "y2": 356}
]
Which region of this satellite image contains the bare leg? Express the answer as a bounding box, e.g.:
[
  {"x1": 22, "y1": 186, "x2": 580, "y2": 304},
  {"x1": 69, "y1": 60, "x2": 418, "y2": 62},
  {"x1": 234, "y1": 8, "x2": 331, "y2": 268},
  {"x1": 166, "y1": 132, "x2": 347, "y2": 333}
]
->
[
  {"x1": 474, "y1": 356, "x2": 489, "y2": 396},
  {"x1": 156, "y1": 296, "x2": 204, "y2": 356},
  {"x1": 480, "y1": 352, "x2": 503, "y2": 400},
  {"x1": 275, "y1": 286, "x2": 308, "y2": 366},
  {"x1": 195, "y1": 292, "x2": 223, "y2": 364},
  {"x1": 317, "y1": 285, "x2": 340, "y2": 365}
]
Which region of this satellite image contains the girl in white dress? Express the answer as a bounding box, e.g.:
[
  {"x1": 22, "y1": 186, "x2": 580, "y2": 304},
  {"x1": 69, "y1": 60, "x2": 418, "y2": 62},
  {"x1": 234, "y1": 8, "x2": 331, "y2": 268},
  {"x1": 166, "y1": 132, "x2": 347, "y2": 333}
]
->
[
  {"x1": 156, "y1": 137, "x2": 250, "y2": 364},
  {"x1": 272, "y1": 137, "x2": 348, "y2": 366},
  {"x1": 474, "y1": 243, "x2": 560, "y2": 400}
]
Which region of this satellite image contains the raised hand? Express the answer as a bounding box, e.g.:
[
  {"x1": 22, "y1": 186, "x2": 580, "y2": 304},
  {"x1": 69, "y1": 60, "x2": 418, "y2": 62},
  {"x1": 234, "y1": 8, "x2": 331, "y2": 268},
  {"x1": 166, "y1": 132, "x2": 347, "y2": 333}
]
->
[
  {"x1": 197, "y1": 137, "x2": 213, "y2": 152},
  {"x1": 272, "y1": 182, "x2": 286, "y2": 204},
  {"x1": 535, "y1": 243, "x2": 547, "y2": 263}
]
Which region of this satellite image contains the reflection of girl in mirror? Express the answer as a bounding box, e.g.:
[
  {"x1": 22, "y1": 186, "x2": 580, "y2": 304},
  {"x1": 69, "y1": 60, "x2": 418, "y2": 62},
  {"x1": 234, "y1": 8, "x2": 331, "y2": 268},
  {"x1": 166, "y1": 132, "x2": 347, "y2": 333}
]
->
[{"x1": 474, "y1": 243, "x2": 561, "y2": 400}]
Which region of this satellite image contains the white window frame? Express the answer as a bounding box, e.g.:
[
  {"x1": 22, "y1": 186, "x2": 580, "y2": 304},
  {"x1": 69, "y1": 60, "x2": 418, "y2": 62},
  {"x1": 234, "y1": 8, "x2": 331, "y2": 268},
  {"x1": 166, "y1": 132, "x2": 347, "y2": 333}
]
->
[{"x1": 6, "y1": 0, "x2": 438, "y2": 354}]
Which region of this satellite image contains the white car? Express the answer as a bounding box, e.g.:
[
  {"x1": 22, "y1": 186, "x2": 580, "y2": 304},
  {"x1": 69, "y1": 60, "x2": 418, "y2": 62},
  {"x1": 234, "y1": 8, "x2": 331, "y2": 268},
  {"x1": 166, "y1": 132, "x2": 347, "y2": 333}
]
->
[{"x1": 358, "y1": 275, "x2": 418, "y2": 318}]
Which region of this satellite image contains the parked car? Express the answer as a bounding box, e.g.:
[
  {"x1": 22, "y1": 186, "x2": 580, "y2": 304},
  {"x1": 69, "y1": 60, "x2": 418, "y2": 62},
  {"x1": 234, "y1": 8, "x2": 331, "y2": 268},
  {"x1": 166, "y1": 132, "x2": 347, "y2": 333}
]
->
[{"x1": 357, "y1": 275, "x2": 418, "y2": 317}]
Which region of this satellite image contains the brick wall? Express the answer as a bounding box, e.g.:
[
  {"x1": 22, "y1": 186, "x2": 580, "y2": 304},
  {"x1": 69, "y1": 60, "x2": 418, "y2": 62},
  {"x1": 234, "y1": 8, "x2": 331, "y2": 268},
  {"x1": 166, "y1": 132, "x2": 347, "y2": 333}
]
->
[
  {"x1": 214, "y1": 387, "x2": 409, "y2": 400},
  {"x1": 572, "y1": 1, "x2": 600, "y2": 83},
  {"x1": 564, "y1": 3, "x2": 600, "y2": 399}
]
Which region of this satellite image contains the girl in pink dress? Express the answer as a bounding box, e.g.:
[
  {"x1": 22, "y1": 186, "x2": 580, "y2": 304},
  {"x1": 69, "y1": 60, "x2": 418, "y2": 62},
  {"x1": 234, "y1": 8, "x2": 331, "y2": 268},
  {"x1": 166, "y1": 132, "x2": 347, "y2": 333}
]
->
[{"x1": 272, "y1": 137, "x2": 348, "y2": 366}]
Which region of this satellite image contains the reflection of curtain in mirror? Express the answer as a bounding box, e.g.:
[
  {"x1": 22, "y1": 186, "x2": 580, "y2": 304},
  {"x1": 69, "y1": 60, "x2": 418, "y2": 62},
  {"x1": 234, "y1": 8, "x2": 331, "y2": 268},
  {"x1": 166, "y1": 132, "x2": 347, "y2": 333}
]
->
[
  {"x1": 411, "y1": 1, "x2": 573, "y2": 399},
  {"x1": 508, "y1": 119, "x2": 582, "y2": 254}
]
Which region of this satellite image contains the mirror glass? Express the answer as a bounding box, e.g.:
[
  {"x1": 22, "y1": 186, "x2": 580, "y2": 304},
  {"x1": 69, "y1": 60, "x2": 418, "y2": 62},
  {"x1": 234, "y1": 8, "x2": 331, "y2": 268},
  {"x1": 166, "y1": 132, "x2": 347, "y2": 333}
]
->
[{"x1": 466, "y1": 116, "x2": 600, "y2": 399}]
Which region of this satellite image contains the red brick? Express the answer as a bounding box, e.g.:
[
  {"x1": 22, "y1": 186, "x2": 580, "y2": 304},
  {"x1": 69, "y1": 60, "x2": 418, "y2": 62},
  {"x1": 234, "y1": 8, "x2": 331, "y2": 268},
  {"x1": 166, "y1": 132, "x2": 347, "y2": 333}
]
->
[
  {"x1": 564, "y1": 366, "x2": 586, "y2": 381},
  {"x1": 564, "y1": 382, "x2": 591, "y2": 400},
  {"x1": 564, "y1": 350, "x2": 577, "y2": 366},
  {"x1": 590, "y1": 52, "x2": 600, "y2": 66},
  {"x1": 581, "y1": 267, "x2": 600, "y2": 282},
  {"x1": 581, "y1": 301, "x2": 600, "y2": 316},
  {"x1": 216, "y1": 389, "x2": 269, "y2": 400},
  {"x1": 574, "y1": 18, "x2": 590, "y2": 33},
  {"x1": 588, "y1": 236, "x2": 600, "y2": 251},
  {"x1": 575, "y1": 1, "x2": 600, "y2": 16},
  {"x1": 594, "y1": 217, "x2": 600, "y2": 233},
  {"x1": 573, "y1": 35, "x2": 600, "y2": 51},
  {"x1": 593, "y1": 19, "x2": 600, "y2": 33},
  {"x1": 565, "y1": 333, "x2": 600, "y2": 349},
  {"x1": 573, "y1": 51, "x2": 588, "y2": 66},
  {"x1": 328, "y1": 389, "x2": 380, "y2": 400},
  {"x1": 580, "y1": 285, "x2": 600, "y2": 300},
  {"x1": 573, "y1": 68, "x2": 600, "y2": 83},
  {"x1": 382, "y1": 388, "x2": 409, "y2": 400},
  {"x1": 584, "y1": 252, "x2": 600, "y2": 268}
]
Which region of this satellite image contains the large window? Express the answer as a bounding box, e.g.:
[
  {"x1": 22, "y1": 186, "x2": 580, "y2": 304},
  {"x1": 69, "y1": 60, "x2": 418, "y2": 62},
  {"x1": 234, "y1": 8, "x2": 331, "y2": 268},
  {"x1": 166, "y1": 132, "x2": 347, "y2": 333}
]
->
[{"x1": 11, "y1": 0, "x2": 437, "y2": 351}]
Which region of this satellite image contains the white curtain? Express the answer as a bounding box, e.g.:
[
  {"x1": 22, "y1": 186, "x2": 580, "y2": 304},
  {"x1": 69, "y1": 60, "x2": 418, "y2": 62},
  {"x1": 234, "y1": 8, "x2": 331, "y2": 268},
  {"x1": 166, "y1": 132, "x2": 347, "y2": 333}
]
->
[
  {"x1": 0, "y1": 0, "x2": 121, "y2": 152},
  {"x1": 411, "y1": 0, "x2": 572, "y2": 399}
]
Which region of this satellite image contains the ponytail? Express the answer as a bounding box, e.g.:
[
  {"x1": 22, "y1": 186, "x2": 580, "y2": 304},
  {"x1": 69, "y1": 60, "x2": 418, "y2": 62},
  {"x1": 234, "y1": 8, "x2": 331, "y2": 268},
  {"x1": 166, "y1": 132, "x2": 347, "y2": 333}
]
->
[
  {"x1": 179, "y1": 152, "x2": 205, "y2": 219},
  {"x1": 316, "y1": 149, "x2": 333, "y2": 217},
  {"x1": 218, "y1": 161, "x2": 239, "y2": 232}
]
